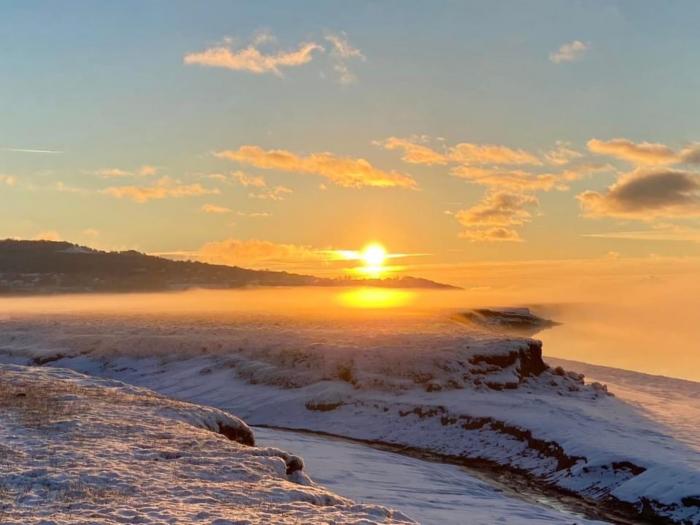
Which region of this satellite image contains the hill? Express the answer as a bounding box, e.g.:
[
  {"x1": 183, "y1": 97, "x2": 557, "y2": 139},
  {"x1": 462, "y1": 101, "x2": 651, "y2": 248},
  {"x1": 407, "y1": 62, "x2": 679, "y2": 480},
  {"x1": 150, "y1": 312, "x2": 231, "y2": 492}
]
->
[{"x1": 0, "y1": 240, "x2": 457, "y2": 294}]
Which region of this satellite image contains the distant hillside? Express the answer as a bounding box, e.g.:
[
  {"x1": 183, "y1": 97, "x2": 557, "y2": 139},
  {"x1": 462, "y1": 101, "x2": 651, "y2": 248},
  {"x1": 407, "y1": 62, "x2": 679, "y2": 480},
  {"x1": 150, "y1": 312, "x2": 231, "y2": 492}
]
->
[{"x1": 0, "y1": 240, "x2": 457, "y2": 294}]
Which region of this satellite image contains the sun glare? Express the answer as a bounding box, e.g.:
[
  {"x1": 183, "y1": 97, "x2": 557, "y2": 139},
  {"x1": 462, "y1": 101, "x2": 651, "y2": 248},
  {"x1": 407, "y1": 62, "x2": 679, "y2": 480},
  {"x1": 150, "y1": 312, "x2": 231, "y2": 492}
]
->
[
  {"x1": 331, "y1": 243, "x2": 404, "y2": 279},
  {"x1": 362, "y1": 243, "x2": 387, "y2": 267},
  {"x1": 358, "y1": 243, "x2": 388, "y2": 277}
]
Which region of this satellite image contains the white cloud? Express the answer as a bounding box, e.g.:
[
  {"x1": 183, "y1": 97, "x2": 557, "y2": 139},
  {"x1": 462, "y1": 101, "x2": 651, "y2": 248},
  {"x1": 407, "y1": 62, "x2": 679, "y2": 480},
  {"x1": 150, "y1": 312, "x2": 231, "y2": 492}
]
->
[{"x1": 549, "y1": 40, "x2": 590, "y2": 64}]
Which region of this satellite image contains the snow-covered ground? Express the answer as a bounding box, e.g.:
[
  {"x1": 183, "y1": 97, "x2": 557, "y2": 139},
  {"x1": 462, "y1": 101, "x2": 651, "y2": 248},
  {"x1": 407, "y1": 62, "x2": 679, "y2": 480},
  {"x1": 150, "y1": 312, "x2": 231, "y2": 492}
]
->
[
  {"x1": 0, "y1": 310, "x2": 698, "y2": 524},
  {"x1": 0, "y1": 364, "x2": 411, "y2": 524},
  {"x1": 548, "y1": 357, "x2": 700, "y2": 455}
]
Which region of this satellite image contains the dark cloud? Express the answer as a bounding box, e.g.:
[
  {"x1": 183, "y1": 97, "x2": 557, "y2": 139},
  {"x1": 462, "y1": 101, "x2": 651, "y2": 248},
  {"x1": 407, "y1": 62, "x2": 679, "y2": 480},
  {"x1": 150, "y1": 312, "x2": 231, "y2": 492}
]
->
[{"x1": 578, "y1": 169, "x2": 700, "y2": 219}]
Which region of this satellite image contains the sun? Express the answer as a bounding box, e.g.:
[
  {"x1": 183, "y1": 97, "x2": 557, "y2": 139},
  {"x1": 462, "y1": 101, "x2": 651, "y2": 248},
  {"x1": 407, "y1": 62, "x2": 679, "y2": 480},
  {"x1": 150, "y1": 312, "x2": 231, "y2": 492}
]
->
[
  {"x1": 333, "y1": 242, "x2": 391, "y2": 278},
  {"x1": 361, "y1": 243, "x2": 387, "y2": 268}
]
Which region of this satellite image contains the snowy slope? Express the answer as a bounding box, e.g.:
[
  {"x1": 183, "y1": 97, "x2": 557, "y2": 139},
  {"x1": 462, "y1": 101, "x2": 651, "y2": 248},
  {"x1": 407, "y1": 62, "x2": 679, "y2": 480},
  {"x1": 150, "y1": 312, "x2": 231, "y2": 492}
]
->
[
  {"x1": 548, "y1": 357, "x2": 700, "y2": 455},
  {"x1": 0, "y1": 313, "x2": 698, "y2": 524},
  {"x1": 0, "y1": 364, "x2": 411, "y2": 524}
]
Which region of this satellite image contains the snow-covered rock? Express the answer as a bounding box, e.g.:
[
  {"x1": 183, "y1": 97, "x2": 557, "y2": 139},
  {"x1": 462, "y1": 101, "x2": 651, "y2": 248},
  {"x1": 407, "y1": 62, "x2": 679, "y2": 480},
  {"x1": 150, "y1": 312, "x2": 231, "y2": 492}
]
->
[
  {"x1": 0, "y1": 364, "x2": 412, "y2": 524},
  {"x1": 455, "y1": 307, "x2": 559, "y2": 335}
]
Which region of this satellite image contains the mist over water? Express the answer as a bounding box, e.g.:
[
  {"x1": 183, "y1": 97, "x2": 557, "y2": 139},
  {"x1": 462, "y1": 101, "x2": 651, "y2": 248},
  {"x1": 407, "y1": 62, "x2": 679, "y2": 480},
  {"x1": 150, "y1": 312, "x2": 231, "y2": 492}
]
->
[{"x1": 0, "y1": 272, "x2": 699, "y2": 381}]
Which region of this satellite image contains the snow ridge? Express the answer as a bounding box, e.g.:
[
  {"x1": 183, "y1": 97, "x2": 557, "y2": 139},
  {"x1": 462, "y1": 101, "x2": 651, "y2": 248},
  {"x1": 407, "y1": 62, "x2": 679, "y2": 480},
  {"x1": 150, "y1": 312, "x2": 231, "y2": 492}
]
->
[{"x1": 0, "y1": 364, "x2": 412, "y2": 524}]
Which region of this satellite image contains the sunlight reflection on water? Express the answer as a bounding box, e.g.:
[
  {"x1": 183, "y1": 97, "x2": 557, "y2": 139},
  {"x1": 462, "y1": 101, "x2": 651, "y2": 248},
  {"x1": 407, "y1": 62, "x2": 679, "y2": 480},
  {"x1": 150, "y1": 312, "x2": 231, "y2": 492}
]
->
[{"x1": 335, "y1": 288, "x2": 415, "y2": 309}]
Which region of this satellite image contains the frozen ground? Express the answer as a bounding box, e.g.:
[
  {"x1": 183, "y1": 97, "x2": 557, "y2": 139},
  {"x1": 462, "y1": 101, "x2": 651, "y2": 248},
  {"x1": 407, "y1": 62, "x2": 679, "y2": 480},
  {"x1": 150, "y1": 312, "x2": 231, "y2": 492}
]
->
[
  {"x1": 255, "y1": 426, "x2": 609, "y2": 525},
  {"x1": 0, "y1": 364, "x2": 411, "y2": 524},
  {"x1": 0, "y1": 311, "x2": 698, "y2": 524}
]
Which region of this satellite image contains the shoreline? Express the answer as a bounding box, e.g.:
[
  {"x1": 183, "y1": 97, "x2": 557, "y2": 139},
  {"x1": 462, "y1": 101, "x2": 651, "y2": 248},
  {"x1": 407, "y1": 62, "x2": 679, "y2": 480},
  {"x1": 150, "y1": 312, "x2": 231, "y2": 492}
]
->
[{"x1": 253, "y1": 424, "x2": 662, "y2": 525}]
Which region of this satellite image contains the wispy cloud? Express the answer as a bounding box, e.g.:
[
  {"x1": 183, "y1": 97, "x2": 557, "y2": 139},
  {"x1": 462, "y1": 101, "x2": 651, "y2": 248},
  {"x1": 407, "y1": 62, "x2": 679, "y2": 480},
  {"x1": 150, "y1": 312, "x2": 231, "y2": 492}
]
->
[
  {"x1": 545, "y1": 141, "x2": 583, "y2": 166},
  {"x1": 377, "y1": 137, "x2": 448, "y2": 166},
  {"x1": 248, "y1": 185, "x2": 293, "y2": 201},
  {"x1": 450, "y1": 166, "x2": 560, "y2": 192},
  {"x1": 584, "y1": 224, "x2": 700, "y2": 243},
  {"x1": 588, "y1": 138, "x2": 700, "y2": 166},
  {"x1": 216, "y1": 145, "x2": 416, "y2": 189},
  {"x1": 139, "y1": 165, "x2": 158, "y2": 176},
  {"x1": 232, "y1": 170, "x2": 267, "y2": 188},
  {"x1": 102, "y1": 177, "x2": 219, "y2": 203},
  {"x1": 458, "y1": 227, "x2": 524, "y2": 242},
  {"x1": 201, "y1": 203, "x2": 232, "y2": 214},
  {"x1": 549, "y1": 40, "x2": 590, "y2": 63},
  {"x1": 96, "y1": 165, "x2": 159, "y2": 178},
  {"x1": 237, "y1": 211, "x2": 271, "y2": 218},
  {"x1": 450, "y1": 143, "x2": 542, "y2": 166},
  {"x1": 184, "y1": 35, "x2": 323, "y2": 76},
  {"x1": 452, "y1": 162, "x2": 612, "y2": 193},
  {"x1": 54, "y1": 181, "x2": 90, "y2": 194},
  {"x1": 588, "y1": 138, "x2": 676, "y2": 165},
  {"x1": 185, "y1": 30, "x2": 364, "y2": 83},
  {"x1": 219, "y1": 169, "x2": 288, "y2": 199},
  {"x1": 324, "y1": 31, "x2": 365, "y2": 84},
  {"x1": 377, "y1": 137, "x2": 543, "y2": 167}
]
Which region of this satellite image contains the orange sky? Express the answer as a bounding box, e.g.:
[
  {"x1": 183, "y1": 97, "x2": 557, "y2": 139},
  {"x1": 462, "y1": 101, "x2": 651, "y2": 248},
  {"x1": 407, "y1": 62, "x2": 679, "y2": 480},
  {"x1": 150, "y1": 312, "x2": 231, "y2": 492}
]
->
[{"x1": 2, "y1": 2, "x2": 700, "y2": 280}]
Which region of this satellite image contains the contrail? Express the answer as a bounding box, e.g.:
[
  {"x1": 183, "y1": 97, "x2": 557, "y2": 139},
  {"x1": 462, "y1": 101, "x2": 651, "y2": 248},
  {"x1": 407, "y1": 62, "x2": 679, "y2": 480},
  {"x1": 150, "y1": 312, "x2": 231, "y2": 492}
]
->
[{"x1": 1, "y1": 147, "x2": 63, "y2": 154}]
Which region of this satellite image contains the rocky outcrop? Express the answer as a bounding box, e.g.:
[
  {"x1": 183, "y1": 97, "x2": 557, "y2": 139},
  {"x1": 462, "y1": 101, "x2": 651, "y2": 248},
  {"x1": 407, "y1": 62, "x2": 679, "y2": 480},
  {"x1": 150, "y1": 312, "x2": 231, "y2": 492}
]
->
[
  {"x1": 217, "y1": 420, "x2": 255, "y2": 446},
  {"x1": 457, "y1": 308, "x2": 558, "y2": 336}
]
